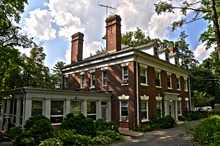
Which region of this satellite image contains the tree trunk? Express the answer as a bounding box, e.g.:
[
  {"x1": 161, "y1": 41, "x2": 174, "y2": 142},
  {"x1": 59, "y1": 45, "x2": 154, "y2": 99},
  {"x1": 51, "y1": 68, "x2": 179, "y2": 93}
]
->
[{"x1": 212, "y1": 0, "x2": 220, "y2": 59}]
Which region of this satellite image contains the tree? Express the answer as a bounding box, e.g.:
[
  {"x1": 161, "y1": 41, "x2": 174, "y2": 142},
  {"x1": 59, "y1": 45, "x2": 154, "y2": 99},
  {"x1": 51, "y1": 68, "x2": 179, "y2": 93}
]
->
[
  {"x1": 52, "y1": 61, "x2": 65, "y2": 88},
  {"x1": 155, "y1": 0, "x2": 220, "y2": 59}
]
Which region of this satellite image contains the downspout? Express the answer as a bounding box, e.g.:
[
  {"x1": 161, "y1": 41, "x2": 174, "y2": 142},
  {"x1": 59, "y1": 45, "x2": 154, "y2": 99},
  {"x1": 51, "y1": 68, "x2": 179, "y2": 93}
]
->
[{"x1": 136, "y1": 61, "x2": 139, "y2": 126}]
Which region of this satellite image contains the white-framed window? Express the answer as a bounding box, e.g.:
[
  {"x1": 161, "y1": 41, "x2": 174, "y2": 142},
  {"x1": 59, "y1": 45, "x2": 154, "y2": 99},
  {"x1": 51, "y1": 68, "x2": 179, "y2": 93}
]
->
[
  {"x1": 51, "y1": 101, "x2": 64, "y2": 125},
  {"x1": 32, "y1": 100, "x2": 43, "y2": 116},
  {"x1": 120, "y1": 100, "x2": 129, "y2": 122},
  {"x1": 63, "y1": 74, "x2": 69, "y2": 89},
  {"x1": 102, "y1": 70, "x2": 108, "y2": 87},
  {"x1": 155, "y1": 70, "x2": 161, "y2": 87},
  {"x1": 167, "y1": 74, "x2": 172, "y2": 89},
  {"x1": 140, "y1": 65, "x2": 148, "y2": 85},
  {"x1": 140, "y1": 95, "x2": 149, "y2": 122},
  {"x1": 122, "y1": 66, "x2": 129, "y2": 84},
  {"x1": 90, "y1": 72, "x2": 96, "y2": 89},
  {"x1": 156, "y1": 96, "x2": 163, "y2": 118},
  {"x1": 87, "y1": 101, "x2": 96, "y2": 120},
  {"x1": 176, "y1": 77, "x2": 181, "y2": 90},
  {"x1": 71, "y1": 100, "x2": 82, "y2": 115},
  {"x1": 185, "y1": 98, "x2": 190, "y2": 111},
  {"x1": 80, "y1": 74, "x2": 85, "y2": 89}
]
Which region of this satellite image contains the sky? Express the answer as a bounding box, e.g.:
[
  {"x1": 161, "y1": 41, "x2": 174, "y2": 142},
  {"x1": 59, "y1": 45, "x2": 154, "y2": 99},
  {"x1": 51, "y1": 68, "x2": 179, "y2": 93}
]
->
[{"x1": 19, "y1": 0, "x2": 214, "y2": 69}]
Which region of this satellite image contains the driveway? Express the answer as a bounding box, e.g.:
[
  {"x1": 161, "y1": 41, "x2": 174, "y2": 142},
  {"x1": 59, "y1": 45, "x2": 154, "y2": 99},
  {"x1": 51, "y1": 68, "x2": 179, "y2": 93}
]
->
[{"x1": 111, "y1": 126, "x2": 194, "y2": 146}]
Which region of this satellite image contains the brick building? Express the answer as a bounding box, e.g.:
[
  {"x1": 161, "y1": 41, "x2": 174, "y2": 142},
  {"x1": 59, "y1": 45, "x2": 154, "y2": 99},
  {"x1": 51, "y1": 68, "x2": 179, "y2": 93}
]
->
[{"x1": 62, "y1": 15, "x2": 190, "y2": 129}]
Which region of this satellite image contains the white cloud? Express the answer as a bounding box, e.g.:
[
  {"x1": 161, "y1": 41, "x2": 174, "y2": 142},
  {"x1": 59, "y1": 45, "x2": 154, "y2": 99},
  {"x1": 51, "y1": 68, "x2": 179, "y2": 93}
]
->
[
  {"x1": 194, "y1": 43, "x2": 215, "y2": 62},
  {"x1": 23, "y1": 9, "x2": 56, "y2": 41},
  {"x1": 22, "y1": 0, "x2": 193, "y2": 65}
]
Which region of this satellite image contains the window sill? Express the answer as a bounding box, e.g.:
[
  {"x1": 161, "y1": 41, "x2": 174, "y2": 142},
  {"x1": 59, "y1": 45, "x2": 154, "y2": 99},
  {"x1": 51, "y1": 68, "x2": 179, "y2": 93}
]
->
[
  {"x1": 140, "y1": 83, "x2": 149, "y2": 86},
  {"x1": 121, "y1": 83, "x2": 128, "y2": 86},
  {"x1": 156, "y1": 86, "x2": 162, "y2": 88},
  {"x1": 168, "y1": 87, "x2": 172, "y2": 89},
  {"x1": 52, "y1": 123, "x2": 61, "y2": 126},
  {"x1": 90, "y1": 86, "x2": 95, "y2": 89},
  {"x1": 141, "y1": 119, "x2": 149, "y2": 122}
]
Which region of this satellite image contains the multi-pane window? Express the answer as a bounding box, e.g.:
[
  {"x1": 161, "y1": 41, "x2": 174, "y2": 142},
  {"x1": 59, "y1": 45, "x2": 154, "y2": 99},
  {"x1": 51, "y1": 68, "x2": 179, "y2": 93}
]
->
[
  {"x1": 176, "y1": 77, "x2": 181, "y2": 90},
  {"x1": 87, "y1": 101, "x2": 96, "y2": 120},
  {"x1": 51, "y1": 101, "x2": 64, "y2": 124},
  {"x1": 80, "y1": 74, "x2": 85, "y2": 88},
  {"x1": 120, "y1": 100, "x2": 128, "y2": 121},
  {"x1": 155, "y1": 71, "x2": 161, "y2": 87},
  {"x1": 122, "y1": 66, "x2": 129, "y2": 83},
  {"x1": 140, "y1": 65, "x2": 148, "y2": 85},
  {"x1": 71, "y1": 100, "x2": 81, "y2": 115},
  {"x1": 102, "y1": 70, "x2": 108, "y2": 87},
  {"x1": 167, "y1": 74, "x2": 172, "y2": 88},
  {"x1": 90, "y1": 72, "x2": 96, "y2": 88},
  {"x1": 32, "y1": 100, "x2": 42, "y2": 116},
  {"x1": 140, "y1": 101, "x2": 148, "y2": 122},
  {"x1": 184, "y1": 79, "x2": 188, "y2": 91}
]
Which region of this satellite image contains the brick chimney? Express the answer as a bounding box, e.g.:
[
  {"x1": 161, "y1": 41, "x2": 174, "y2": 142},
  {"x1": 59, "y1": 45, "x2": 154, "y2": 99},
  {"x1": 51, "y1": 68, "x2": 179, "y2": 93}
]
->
[
  {"x1": 71, "y1": 32, "x2": 84, "y2": 64},
  {"x1": 105, "y1": 15, "x2": 121, "y2": 52}
]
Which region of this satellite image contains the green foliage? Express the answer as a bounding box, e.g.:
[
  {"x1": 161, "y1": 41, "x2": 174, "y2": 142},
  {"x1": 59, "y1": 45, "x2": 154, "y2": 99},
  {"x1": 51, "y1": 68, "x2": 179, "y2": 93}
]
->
[
  {"x1": 51, "y1": 61, "x2": 65, "y2": 88},
  {"x1": 59, "y1": 133, "x2": 92, "y2": 146},
  {"x1": 91, "y1": 135, "x2": 112, "y2": 145},
  {"x1": 192, "y1": 90, "x2": 214, "y2": 107},
  {"x1": 95, "y1": 119, "x2": 119, "y2": 132},
  {"x1": 193, "y1": 115, "x2": 220, "y2": 145},
  {"x1": 135, "y1": 122, "x2": 154, "y2": 132},
  {"x1": 39, "y1": 138, "x2": 63, "y2": 146},
  {"x1": 158, "y1": 115, "x2": 176, "y2": 129},
  {"x1": 24, "y1": 116, "x2": 54, "y2": 145},
  {"x1": 61, "y1": 113, "x2": 96, "y2": 136},
  {"x1": 96, "y1": 130, "x2": 121, "y2": 141},
  {"x1": 7, "y1": 127, "x2": 23, "y2": 139}
]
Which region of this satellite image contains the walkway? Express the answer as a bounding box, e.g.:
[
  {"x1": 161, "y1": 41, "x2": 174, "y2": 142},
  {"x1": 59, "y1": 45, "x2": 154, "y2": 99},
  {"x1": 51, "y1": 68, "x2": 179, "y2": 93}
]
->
[{"x1": 112, "y1": 126, "x2": 194, "y2": 146}]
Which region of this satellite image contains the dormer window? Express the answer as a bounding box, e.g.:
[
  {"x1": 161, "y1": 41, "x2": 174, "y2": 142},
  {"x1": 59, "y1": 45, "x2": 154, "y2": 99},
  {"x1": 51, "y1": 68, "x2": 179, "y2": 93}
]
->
[
  {"x1": 122, "y1": 66, "x2": 128, "y2": 84},
  {"x1": 155, "y1": 70, "x2": 161, "y2": 87},
  {"x1": 80, "y1": 73, "x2": 85, "y2": 89},
  {"x1": 90, "y1": 72, "x2": 96, "y2": 89},
  {"x1": 140, "y1": 65, "x2": 148, "y2": 86}
]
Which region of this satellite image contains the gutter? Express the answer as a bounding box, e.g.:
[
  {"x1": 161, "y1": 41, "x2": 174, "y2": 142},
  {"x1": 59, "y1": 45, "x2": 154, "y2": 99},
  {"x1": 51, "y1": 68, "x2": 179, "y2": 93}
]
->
[{"x1": 136, "y1": 61, "x2": 139, "y2": 126}]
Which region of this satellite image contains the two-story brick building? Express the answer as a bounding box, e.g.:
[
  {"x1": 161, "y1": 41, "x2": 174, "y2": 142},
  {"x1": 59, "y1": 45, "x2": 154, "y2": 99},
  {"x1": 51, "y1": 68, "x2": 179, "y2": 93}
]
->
[{"x1": 62, "y1": 15, "x2": 190, "y2": 129}]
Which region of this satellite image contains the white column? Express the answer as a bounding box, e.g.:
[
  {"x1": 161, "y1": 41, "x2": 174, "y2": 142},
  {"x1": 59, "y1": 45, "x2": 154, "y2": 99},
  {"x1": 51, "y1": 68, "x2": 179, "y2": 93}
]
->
[
  {"x1": 175, "y1": 100, "x2": 178, "y2": 121},
  {"x1": 96, "y1": 100, "x2": 102, "y2": 120},
  {"x1": 82, "y1": 100, "x2": 87, "y2": 117},
  {"x1": 15, "y1": 99, "x2": 21, "y2": 127},
  {"x1": 24, "y1": 98, "x2": 32, "y2": 122},
  {"x1": 107, "y1": 101, "x2": 111, "y2": 121},
  {"x1": 44, "y1": 98, "x2": 51, "y2": 119},
  {"x1": 65, "y1": 99, "x2": 71, "y2": 116}
]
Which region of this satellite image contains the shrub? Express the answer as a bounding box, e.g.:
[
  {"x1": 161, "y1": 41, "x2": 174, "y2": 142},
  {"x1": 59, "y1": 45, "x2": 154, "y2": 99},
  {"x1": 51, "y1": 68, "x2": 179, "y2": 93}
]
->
[
  {"x1": 158, "y1": 116, "x2": 175, "y2": 129},
  {"x1": 7, "y1": 127, "x2": 23, "y2": 139},
  {"x1": 54, "y1": 129, "x2": 76, "y2": 139},
  {"x1": 193, "y1": 115, "x2": 220, "y2": 145},
  {"x1": 97, "y1": 130, "x2": 121, "y2": 141},
  {"x1": 92, "y1": 135, "x2": 112, "y2": 145},
  {"x1": 61, "y1": 134, "x2": 92, "y2": 146},
  {"x1": 95, "y1": 119, "x2": 118, "y2": 132},
  {"x1": 61, "y1": 113, "x2": 96, "y2": 136},
  {"x1": 135, "y1": 123, "x2": 154, "y2": 132},
  {"x1": 39, "y1": 138, "x2": 63, "y2": 146},
  {"x1": 24, "y1": 116, "x2": 54, "y2": 144},
  {"x1": 15, "y1": 130, "x2": 34, "y2": 146}
]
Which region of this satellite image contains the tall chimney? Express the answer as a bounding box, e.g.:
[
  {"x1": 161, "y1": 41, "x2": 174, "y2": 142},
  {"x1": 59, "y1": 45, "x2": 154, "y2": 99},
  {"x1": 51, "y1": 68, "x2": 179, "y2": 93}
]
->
[
  {"x1": 71, "y1": 32, "x2": 84, "y2": 64},
  {"x1": 105, "y1": 15, "x2": 121, "y2": 52}
]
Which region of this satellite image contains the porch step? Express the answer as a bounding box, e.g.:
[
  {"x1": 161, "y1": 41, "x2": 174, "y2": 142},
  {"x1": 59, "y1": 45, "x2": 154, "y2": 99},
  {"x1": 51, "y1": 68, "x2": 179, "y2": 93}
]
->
[{"x1": 119, "y1": 128, "x2": 144, "y2": 139}]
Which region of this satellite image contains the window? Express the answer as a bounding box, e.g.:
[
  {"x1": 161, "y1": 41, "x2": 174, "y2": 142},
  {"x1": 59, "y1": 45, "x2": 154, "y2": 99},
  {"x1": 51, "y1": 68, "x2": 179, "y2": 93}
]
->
[
  {"x1": 167, "y1": 74, "x2": 172, "y2": 89},
  {"x1": 184, "y1": 79, "x2": 188, "y2": 91},
  {"x1": 176, "y1": 77, "x2": 180, "y2": 90},
  {"x1": 155, "y1": 71, "x2": 161, "y2": 87},
  {"x1": 51, "y1": 101, "x2": 64, "y2": 124},
  {"x1": 101, "y1": 102, "x2": 107, "y2": 121},
  {"x1": 32, "y1": 100, "x2": 42, "y2": 116},
  {"x1": 122, "y1": 66, "x2": 128, "y2": 83},
  {"x1": 102, "y1": 70, "x2": 108, "y2": 87},
  {"x1": 71, "y1": 100, "x2": 81, "y2": 115},
  {"x1": 177, "y1": 99, "x2": 182, "y2": 115},
  {"x1": 140, "y1": 101, "x2": 148, "y2": 122},
  {"x1": 156, "y1": 100, "x2": 162, "y2": 118},
  {"x1": 140, "y1": 65, "x2": 148, "y2": 85},
  {"x1": 90, "y1": 72, "x2": 96, "y2": 88},
  {"x1": 64, "y1": 75, "x2": 69, "y2": 89},
  {"x1": 87, "y1": 101, "x2": 96, "y2": 120},
  {"x1": 120, "y1": 100, "x2": 128, "y2": 121},
  {"x1": 80, "y1": 74, "x2": 85, "y2": 88}
]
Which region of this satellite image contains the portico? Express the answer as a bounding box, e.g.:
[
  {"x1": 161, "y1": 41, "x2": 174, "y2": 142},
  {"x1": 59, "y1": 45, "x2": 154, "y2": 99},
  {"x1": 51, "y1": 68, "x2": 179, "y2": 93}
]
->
[{"x1": 0, "y1": 87, "x2": 111, "y2": 130}]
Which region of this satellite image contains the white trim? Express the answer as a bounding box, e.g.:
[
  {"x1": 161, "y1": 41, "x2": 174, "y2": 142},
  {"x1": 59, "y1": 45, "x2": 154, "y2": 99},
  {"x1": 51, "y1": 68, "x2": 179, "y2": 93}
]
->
[
  {"x1": 80, "y1": 72, "x2": 85, "y2": 75},
  {"x1": 89, "y1": 69, "x2": 95, "y2": 73},
  {"x1": 178, "y1": 97, "x2": 182, "y2": 101},
  {"x1": 140, "y1": 95, "x2": 149, "y2": 100},
  {"x1": 155, "y1": 96, "x2": 162, "y2": 101},
  {"x1": 185, "y1": 98, "x2": 189, "y2": 101},
  {"x1": 118, "y1": 95, "x2": 129, "y2": 100},
  {"x1": 101, "y1": 67, "x2": 108, "y2": 70},
  {"x1": 121, "y1": 63, "x2": 129, "y2": 67},
  {"x1": 136, "y1": 62, "x2": 140, "y2": 126},
  {"x1": 119, "y1": 100, "x2": 129, "y2": 122},
  {"x1": 140, "y1": 100, "x2": 149, "y2": 122},
  {"x1": 122, "y1": 65, "x2": 129, "y2": 83}
]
